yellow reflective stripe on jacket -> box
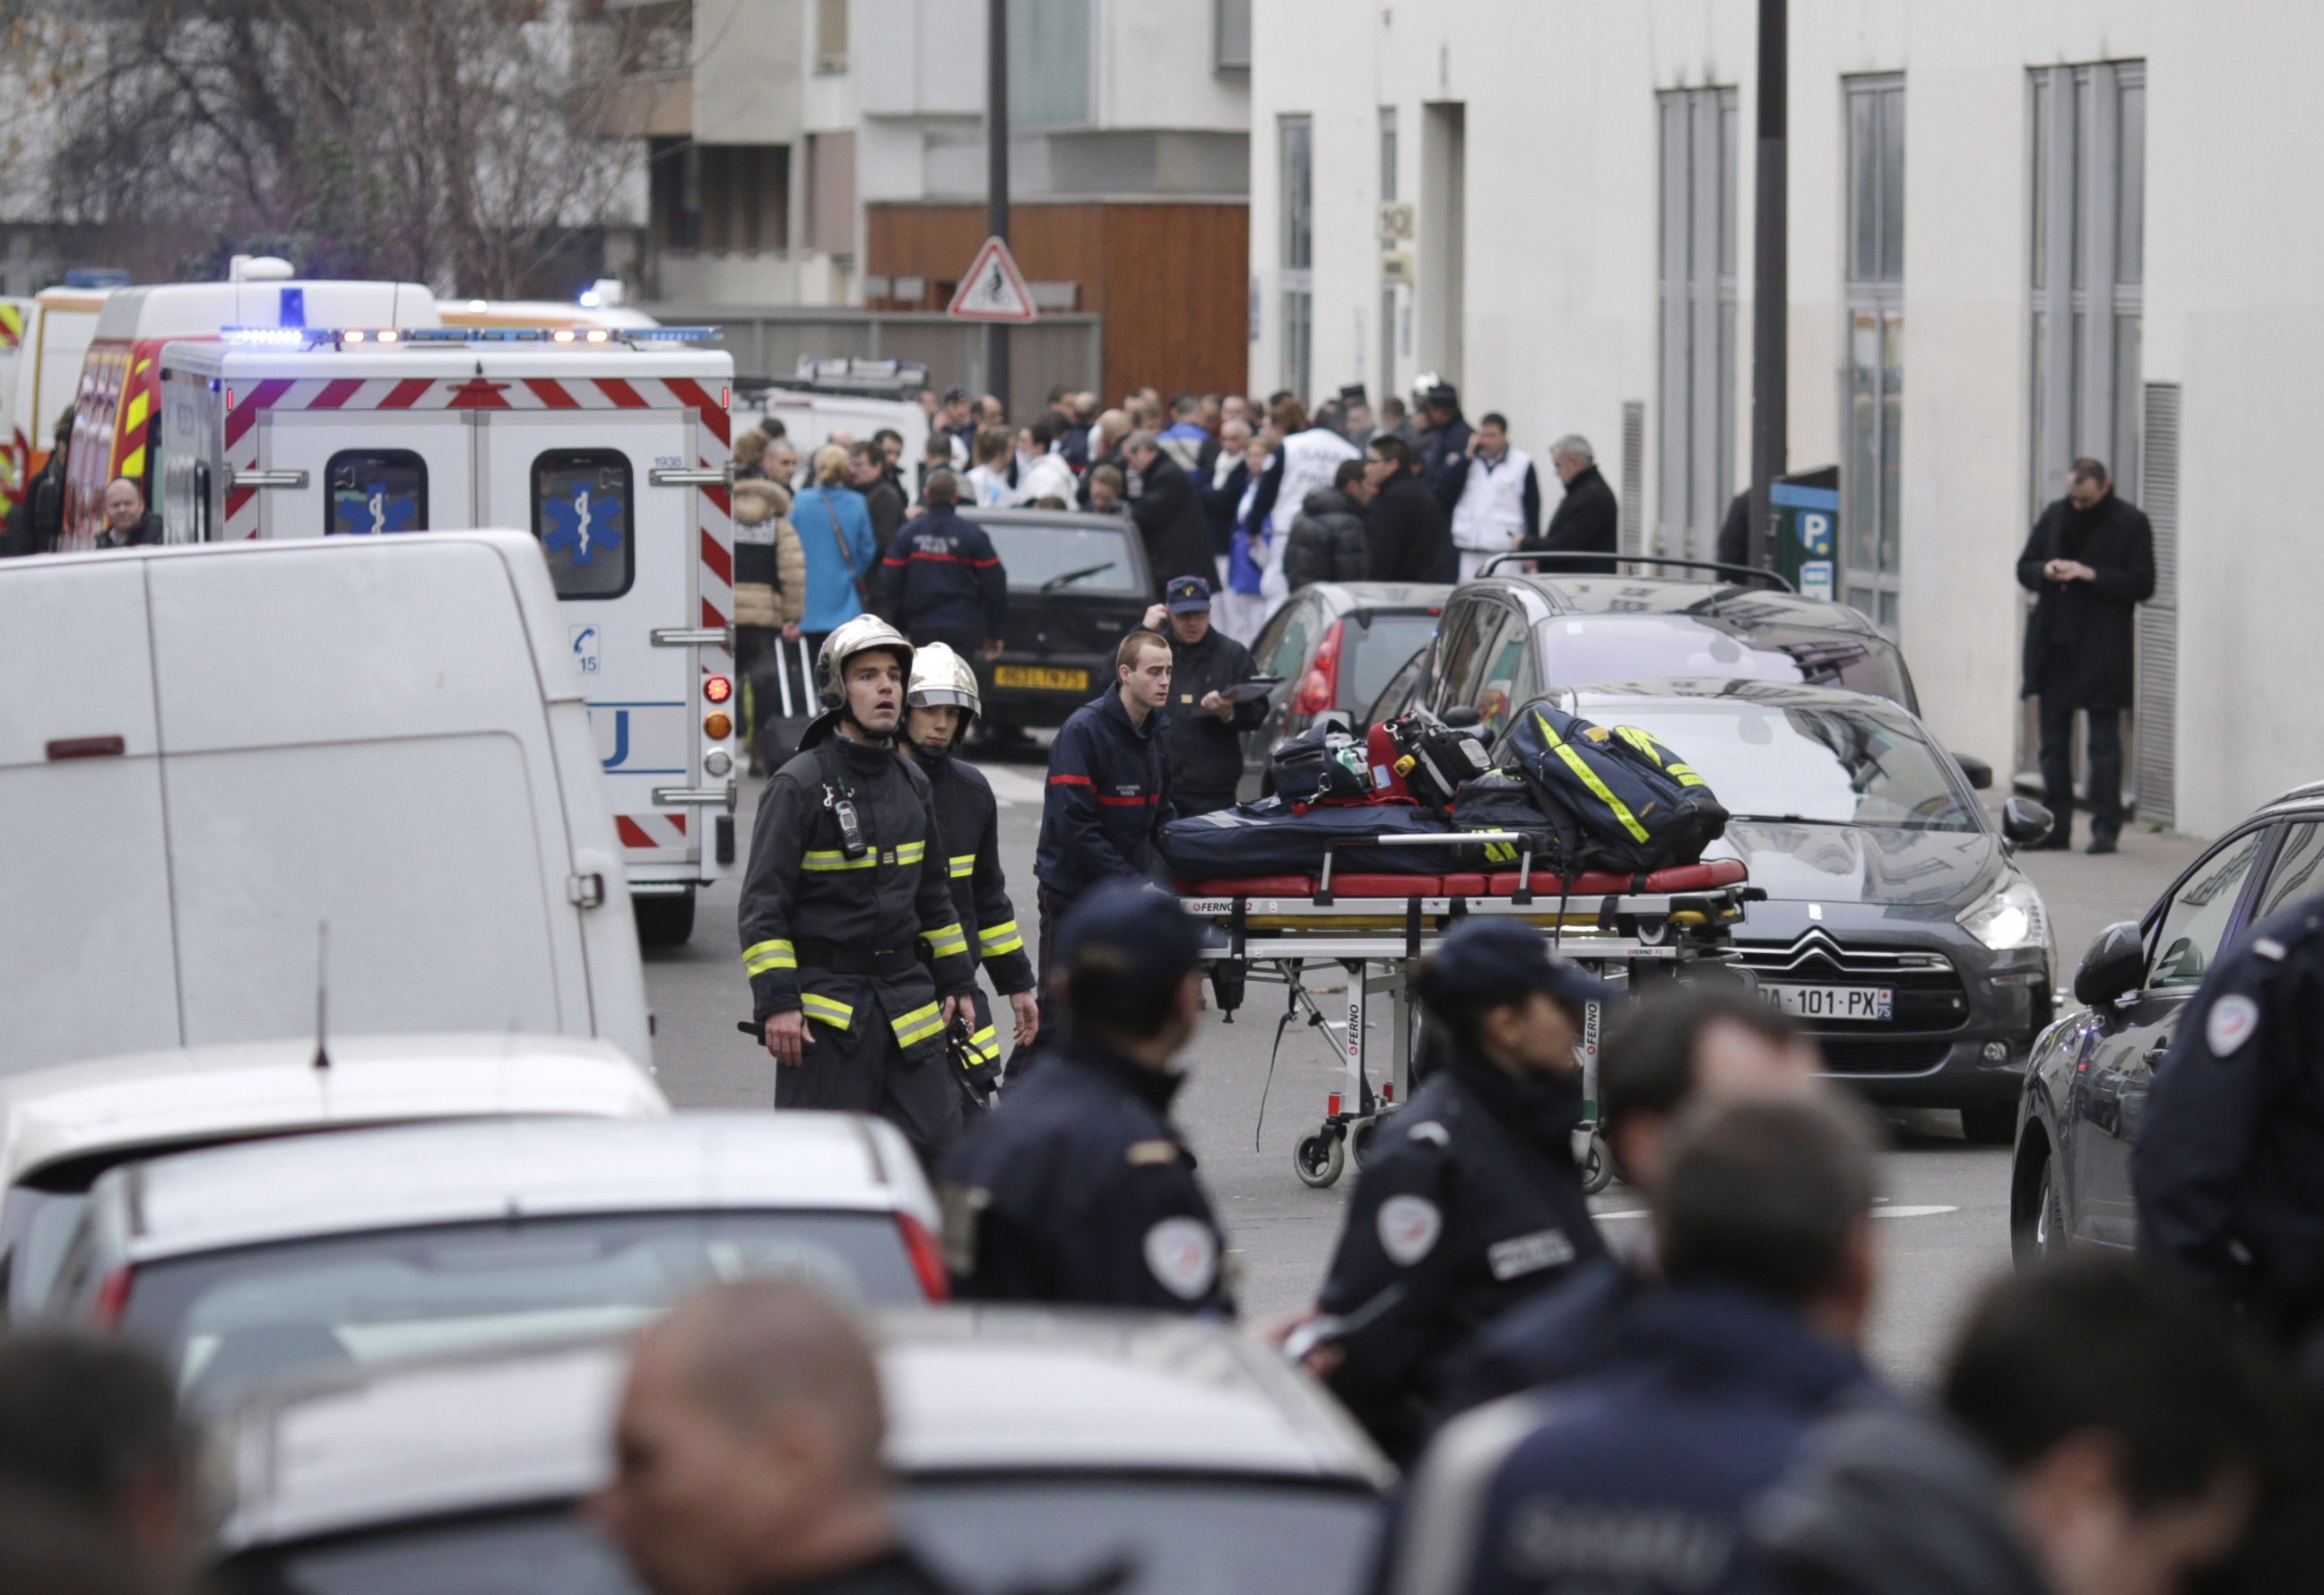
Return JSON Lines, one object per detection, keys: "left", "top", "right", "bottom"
{"left": 741, "top": 939, "right": 796, "bottom": 975}
{"left": 1535, "top": 710, "right": 1651, "bottom": 843}
{"left": 800, "top": 993, "right": 855, "bottom": 1029}
{"left": 949, "top": 853, "right": 976, "bottom": 879}
{"left": 920, "top": 922, "right": 969, "bottom": 958}
{"left": 969, "top": 1025, "right": 1001, "bottom": 1064}
{"left": 977, "top": 920, "right": 1024, "bottom": 957}
{"left": 891, "top": 1001, "right": 945, "bottom": 1047}
{"left": 894, "top": 839, "right": 926, "bottom": 864}
{"left": 802, "top": 849, "right": 877, "bottom": 871}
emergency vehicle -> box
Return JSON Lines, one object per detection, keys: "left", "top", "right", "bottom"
{"left": 59, "top": 258, "right": 438, "bottom": 547}
{"left": 0, "top": 285, "right": 109, "bottom": 519}
{"left": 154, "top": 323, "right": 738, "bottom": 944}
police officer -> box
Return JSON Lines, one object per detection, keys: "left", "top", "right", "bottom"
{"left": 1140, "top": 576, "right": 1268, "bottom": 817}
{"left": 898, "top": 642, "right": 1039, "bottom": 1090}
{"left": 1033, "top": 628, "right": 1176, "bottom": 1007}
{"left": 740, "top": 616, "right": 979, "bottom": 1159}
{"left": 2136, "top": 890, "right": 2324, "bottom": 1343}
{"left": 1302, "top": 918, "right": 1610, "bottom": 1460}
{"left": 937, "top": 881, "right": 1233, "bottom": 1313}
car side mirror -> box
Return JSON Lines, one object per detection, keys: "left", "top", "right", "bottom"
{"left": 2074, "top": 920, "right": 2146, "bottom": 1008}
{"left": 2001, "top": 796, "right": 2054, "bottom": 845}
{"left": 1955, "top": 753, "right": 1994, "bottom": 791}
{"left": 1443, "top": 705, "right": 1482, "bottom": 729}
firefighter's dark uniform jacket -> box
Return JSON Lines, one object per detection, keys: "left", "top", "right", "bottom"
{"left": 919, "top": 748, "right": 1036, "bottom": 1072}
{"left": 1035, "top": 689, "right": 1175, "bottom": 898}
{"left": 938, "top": 1032, "right": 1233, "bottom": 1313}
{"left": 1316, "top": 1047, "right": 1606, "bottom": 1460}
{"left": 1163, "top": 626, "right": 1266, "bottom": 809}
{"left": 2137, "top": 892, "right": 2324, "bottom": 1339}
{"left": 875, "top": 506, "right": 1008, "bottom": 642}
{"left": 741, "top": 728, "right": 976, "bottom": 1053}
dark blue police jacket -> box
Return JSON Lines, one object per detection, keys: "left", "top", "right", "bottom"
{"left": 1374, "top": 1285, "right": 1878, "bottom": 1595}
{"left": 874, "top": 505, "right": 1008, "bottom": 639}
{"left": 1035, "top": 688, "right": 1175, "bottom": 899}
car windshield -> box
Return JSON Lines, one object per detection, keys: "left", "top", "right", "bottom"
{"left": 1365, "top": 646, "right": 1428, "bottom": 724}
{"left": 121, "top": 1211, "right": 921, "bottom": 1405}
{"left": 1345, "top": 612, "right": 1439, "bottom": 711}
{"left": 223, "top": 1507, "right": 637, "bottom": 1595}
{"left": 969, "top": 518, "right": 1142, "bottom": 594}
{"left": 1534, "top": 617, "right": 1914, "bottom": 707}
{"left": 1574, "top": 697, "right": 1978, "bottom": 832}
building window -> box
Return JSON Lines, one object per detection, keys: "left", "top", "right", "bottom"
{"left": 2028, "top": 61, "right": 2145, "bottom": 514}
{"left": 1009, "top": 0, "right": 1091, "bottom": 130}
{"left": 1655, "top": 86, "right": 1738, "bottom": 562}
{"left": 1213, "top": 0, "right": 1251, "bottom": 72}
{"left": 807, "top": 132, "right": 856, "bottom": 258}
{"left": 1280, "top": 114, "right": 1314, "bottom": 402}
{"left": 649, "top": 141, "right": 789, "bottom": 255}
{"left": 1843, "top": 74, "right": 1904, "bottom": 635}
{"left": 815, "top": 0, "right": 847, "bottom": 74}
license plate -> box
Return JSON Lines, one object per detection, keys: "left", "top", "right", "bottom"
{"left": 993, "top": 664, "right": 1088, "bottom": 690}
{"left": 1761, "top": 984, "right": 1895, "bottom": 1021}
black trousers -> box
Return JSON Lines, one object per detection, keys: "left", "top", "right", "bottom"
{"left": 774, "top": 993, "right": 963, "bottom": 1163}
{"left": 1028, "top": 884, "right": 1080, "bottom": 1067}
{"left": 2037, "top": 695, "right": 2124, "bottom": 840}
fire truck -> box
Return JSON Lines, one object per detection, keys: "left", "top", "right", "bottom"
{"left": 60, "top": 258, "right": 439, "bottom": 548}
{"left": 1, "top": 285, "right": 110, "bottom": 522}
{"left": 155, "top": 322, "right": 739, "bottom": 945}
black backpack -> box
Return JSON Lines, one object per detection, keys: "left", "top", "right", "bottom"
{"left": 1269, "top": 724, "right": 1372, "bottom": 808}
{"left": 1376, "top": 712, "right": 1495, "bottom": 814}
{"left": 1499, "top": 699, "right": 1729, "bottom": 876}
{"left": 1449, "top": 768, "right": 1573, "bottom": 871}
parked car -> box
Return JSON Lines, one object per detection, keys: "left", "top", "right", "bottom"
{"left": 0, "top": 1035, "right": 664, "bottom": 1322}
{"left": 48, "top": 1114, "right": 945, "bottom": 1401}
{"left": 2011, "top": 781, "right": 2324, "bottom": 1260}
{"left": 1409, "top": 558, "right": 1922, "bottom": 745}
{"left": 1239, "top": 581, "right": 1450, "bottom": 798}
{"left": 210, "top": 1310, "right": 1392, "bottom": 1595}
{"left": 1539, "top": 680, "right": 2053, "bottom": 1140}
{"left": 964, "top": 507, "right": 1155, "bottom": 735}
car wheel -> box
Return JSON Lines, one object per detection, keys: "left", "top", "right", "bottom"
{"left": 634, "top": 888, "right": 697, "bottom": 949}
{"left": 2034, "top": 1157, "right": 2069, "bottom": 1264}
{"left": 1959, "top": 1103, "right": 2018, "bottom": 1146}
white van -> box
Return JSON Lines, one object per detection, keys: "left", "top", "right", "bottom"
{"left": 0, "top": 533, "right": 651, "bottom": 1073}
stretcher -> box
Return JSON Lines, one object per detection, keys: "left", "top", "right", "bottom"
{"left": 1174, "top": 831, "right": 1758, "bottom": 1190}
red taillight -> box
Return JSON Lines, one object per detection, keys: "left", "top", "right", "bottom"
{"left": 92, "top": 1266, "right": 134, "bottom": 1331}
{"left": 896, "top": 1213, "right": 951, "bottom": 1301}
{"left": 704, "top": 674, "right": 733, "bottom": 704}
{"left": 1295, "top": 620, "right": 1346, "bottom": 714}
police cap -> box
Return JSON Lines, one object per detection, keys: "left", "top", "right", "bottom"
{"left": 1165, "top": 575, "right": 1213, "bottom": 614}
{"left": 1414, "top": 919, "right": 1616, "bottom": 1019}
{"left": 1054, "top": 881, "right": 1210, "bottom": 1001}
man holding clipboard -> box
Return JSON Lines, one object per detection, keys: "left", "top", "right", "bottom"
{"left": 1143, "top": 575, "right": 1273, "bottom": 817}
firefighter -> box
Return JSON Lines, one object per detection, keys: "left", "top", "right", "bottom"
{"left": 1301, "top": 918, "right": 1611, "bottom": 1461}
{"left": 739, "top": 616, "right": 979, "bottom": 1159}
{"left": 898, "top": 642, "right": 1040, "bottom": 1091}
{"left": 937, "top": 881, "right": 1233, "bottom": 1314}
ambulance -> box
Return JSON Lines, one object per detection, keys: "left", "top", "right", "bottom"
{"left": 153, "top": 322, "right": 738, "bottom": 944}
{"left": 59, "top": 258, "right": 438, "bottom": 548}
{"left": 0, "top": 285, "right": 110, "bottom": 520}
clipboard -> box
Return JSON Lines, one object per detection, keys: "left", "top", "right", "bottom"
{"left": 1222, "top": 678, "right": 1283, "bottom": 704}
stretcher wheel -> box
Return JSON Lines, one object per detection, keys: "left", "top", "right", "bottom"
{"left": 1580, "top": 1130, "right": 1615, "bottom": 1196}
{"left": 1294, "top": 1131, "right": 1345, "bottom": 1189}
{"left": 1348, "top": 1119, "right": 1380, "bottom": 1169}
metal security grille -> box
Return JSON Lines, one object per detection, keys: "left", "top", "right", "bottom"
{"left": 1620, "top": 400, "right": 1645, "bottom": 554}
{"left": 2136, "top": 381, "right": 2181, "bottom": 829}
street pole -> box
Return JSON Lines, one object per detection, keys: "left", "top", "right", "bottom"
{"left": 1747, "top": 0, "right": 1786, "bottom": 570}
{"left": 984, "top": 0, "right": 1010, "bottom": 413}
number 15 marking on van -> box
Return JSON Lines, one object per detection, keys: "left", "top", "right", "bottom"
{"left": 570, "top": 624, "right": 601, "bottom": 674}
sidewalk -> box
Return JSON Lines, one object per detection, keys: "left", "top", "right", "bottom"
{"left": 2010, "top": 822, "right": 2205, "bottom": 981}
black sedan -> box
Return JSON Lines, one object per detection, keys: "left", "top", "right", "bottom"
{"left": 967, "top": 507, "right": 1154, "bottom": 734}
{"left": 1548, "top": 680, "right": 2055, "bottom": 1140}
{"left": 1239, "top": 581, "right": 1451, "bottom": 799}
{"left": 2012, "top": 781, "right": 2324, "bottom": 1261}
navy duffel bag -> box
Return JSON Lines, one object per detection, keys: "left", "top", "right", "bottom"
{"left": 1162, "top": 797, "right": 1456, "bottom": 881}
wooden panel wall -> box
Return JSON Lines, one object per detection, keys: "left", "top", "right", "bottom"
{"left": 867, "top": 201, "right": 1248, "bottom": 407}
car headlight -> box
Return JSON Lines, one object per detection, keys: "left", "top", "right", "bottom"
{"left": 1958, "top": 874, "right": 2051, "bottom": 953}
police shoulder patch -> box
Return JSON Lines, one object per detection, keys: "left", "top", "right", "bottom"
{"left": 1143, "top": 1217, "right": 1218, "bottom": 1301}
{"left": 1377, "top": 1193, "right": 1444, "bottom": 1267}
{"left": 1125, "top": 1139, "right": 1179, "bottom": 1166}
{"left": 2253, "top": 937, "right": 2288, "bottom": 962}
{"left": 2207, "top": 993, "right": 2261, "bottom": 1057}
{"left": 1406, "top": 1120, "right": 1451, "bottom": 1148}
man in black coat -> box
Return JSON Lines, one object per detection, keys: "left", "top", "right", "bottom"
{"left": 2016, "top": 457, "right": 2155, "bottom": 854}
{"left": 1284, "top": 460, "right": 1372, "bottom": 591}
{"left": 1123, "top": 430, "right": 1216, "bottom": 592}
{"left": 1141, "top": 576, "right": 1266, "bottom": 816}
{"left": 1418, "top": 383, "right": 1474, "bottom": 512}
{"left": 1523, "top": 434, "right": 1617, "bottom": 576}
{"left": 1362, "top": 436, "right": 1459, "bottom": 584}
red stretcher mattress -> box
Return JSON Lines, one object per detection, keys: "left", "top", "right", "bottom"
{"left": 1177, "top": 858, "right": 1747, "bottom": 899}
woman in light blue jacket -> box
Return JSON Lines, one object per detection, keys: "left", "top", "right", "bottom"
{"left": 790, "top": 445, "right": 880, "bottom": 644}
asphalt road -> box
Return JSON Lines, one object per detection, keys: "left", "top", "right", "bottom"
{"left": 642, "top": 746, "right": 2202, "bottom": 1388}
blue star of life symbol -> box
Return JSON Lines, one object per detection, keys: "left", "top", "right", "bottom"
{"left": 333, "top": 485, "right": 421, "bottom": 534}
{"left": 543, "top": 482, "right": 625, "bottom": 565}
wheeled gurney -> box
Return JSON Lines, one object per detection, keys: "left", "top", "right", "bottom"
{"left": 1173, "top": 831, "right": 1758, "bottom": 1189}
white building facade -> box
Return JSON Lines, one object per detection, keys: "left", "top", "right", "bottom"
{"left": 1250, "top": 0, "right": 2324, "bottom": 839}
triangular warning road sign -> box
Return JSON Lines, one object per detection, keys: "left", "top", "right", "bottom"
{"left": 946, "top": 236, "right": 1038, "bottom": 324}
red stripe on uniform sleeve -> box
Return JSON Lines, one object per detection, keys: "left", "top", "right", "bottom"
{"left": 1048, "top": 774, "right": 1093, "bottom": 787}
{"left": 1094, "top": 793, "right": 1159, "bottom": 807}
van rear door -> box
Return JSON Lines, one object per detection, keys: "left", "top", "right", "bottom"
{"left": 0, "top": 559, "right": 182, "bottom": 1071}
{"left": 261, "top": 406, "right": 474, "bottom": 538}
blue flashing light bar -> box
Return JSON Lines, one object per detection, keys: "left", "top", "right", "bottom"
{"left": 219, "top": 325, "right": 718, "bottom": 350}
{"left": 220, "top": 326, "right": 315, "bottom": 347}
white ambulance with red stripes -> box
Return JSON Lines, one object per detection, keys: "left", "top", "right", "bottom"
{"left": 154, "top": 324, "right": 739, "bottom": 944}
